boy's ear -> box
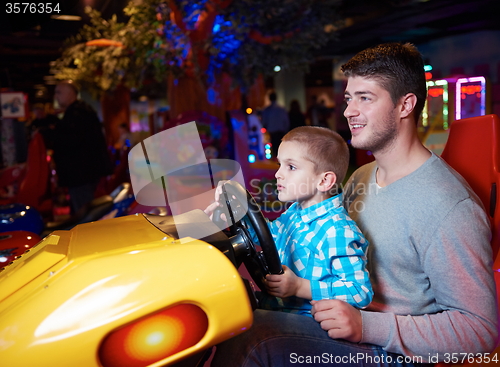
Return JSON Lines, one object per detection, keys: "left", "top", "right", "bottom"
{"left": 317, "top": 171, "right": 337, "bottom": 193}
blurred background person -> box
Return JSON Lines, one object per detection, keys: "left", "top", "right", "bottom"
{"left": 288, "top": 99, "right": 306, "bottom": 130}
{"left": 261, "top": 91, "right": 290, "bottom": 157}
{"left": 43, "top": 81, "right": 113, "bottom": 215}
{"left": 114, "top": 122, "right": 132, "bottom": 151}
{"left": 307, "top": 95, "right": 332, "bottom": 128}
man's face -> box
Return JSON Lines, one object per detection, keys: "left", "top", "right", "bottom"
{"left": 343, "top": 76, "right": 399, "bottom": 154}
{"left": 54, "top": 83, "right": 76, "bottom": 109}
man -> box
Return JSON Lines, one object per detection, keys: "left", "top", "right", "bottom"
{"left": 212, "top": 43, "right": 498, "bottom": 366}
{"left": 45, "top": 81, "right": 112, "bottom": 214}
{"left": 261, "top": 91, "right": 290, "bottom": 157}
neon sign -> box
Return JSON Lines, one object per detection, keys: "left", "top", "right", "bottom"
{"left": 422, "top": 79, "right": 449, "bottom": 130}
{"left": 455, "top": 77, "right": 486, "bottom": 120}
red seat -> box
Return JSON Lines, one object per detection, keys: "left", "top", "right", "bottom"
{"left": 0, "top": 132, "right": 52, "bottom": 215}
{"left": 440, "top": 114, "right": 500, "bottom": 365}
{"left": 0, "top": 164, "right": 26, "bottom": 192}
{"left": 441, "top": 114, "right": 500, "bottom": 262}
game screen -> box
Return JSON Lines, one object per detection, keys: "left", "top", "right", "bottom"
{"left": 456, "top": 77, "right": 486, "bottom": 120}
{"left": 422, "top": 80, "right": 450, "bottom": 132}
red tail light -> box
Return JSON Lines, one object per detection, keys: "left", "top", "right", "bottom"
{"left": 99, "top": 304, "right": 208, "bottom": 367}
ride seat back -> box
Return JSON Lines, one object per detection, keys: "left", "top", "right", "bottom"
{"left": 16, "top": 133, "right": 50, "bottom": 207}
{"left": 441, "top": 114, "right": 500, "bottom": 262}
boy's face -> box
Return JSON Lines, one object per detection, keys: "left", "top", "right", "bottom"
{"left": 275, "top": 141, "right": 325, "bottom": 209}
{"left": 343, "top": 76, "right": 399, "bottom": 154}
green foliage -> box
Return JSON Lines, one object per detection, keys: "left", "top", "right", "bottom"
{"left": 54, "top": 0, "right": 343, "bottom": 98}
{"left": 54, "top": 1, "right": 172, "bottom": 98}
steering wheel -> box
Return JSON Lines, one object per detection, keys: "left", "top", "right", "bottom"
{"left": 213, "top": 181, "right": 282, "bottom": 290}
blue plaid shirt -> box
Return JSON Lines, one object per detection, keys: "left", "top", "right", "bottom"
{"left": 255, "top": 193, "right": 373, "bottom": 316}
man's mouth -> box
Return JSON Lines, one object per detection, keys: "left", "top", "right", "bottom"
{"left": 277, "top": 184, "right": 284, "bottom": 191}
{"left": 350, "top": 123, "right": 366, "bottom": 132}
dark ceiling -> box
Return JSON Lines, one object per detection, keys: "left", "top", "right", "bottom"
{"left": 323, "top": 0, "right": 499, "bottom": 56}
{"left": 305, "top": 0, "right": 500, "bottom": 87}
{"left": 1, "top": 0, "right": 498, "bottom": 102}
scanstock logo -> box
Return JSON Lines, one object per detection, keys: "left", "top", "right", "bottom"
{"left": 128, "top": 121, "right": 247, "bottom": 239}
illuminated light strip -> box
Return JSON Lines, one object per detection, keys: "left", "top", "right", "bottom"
{"left": 99, "top": 304, "right": 208, "bottom": 367}
{"left": 423, "top": 80, "right": 449, "bottom": 129}
{"left": 455, "top": 76, "right": 486, "bottom": 120}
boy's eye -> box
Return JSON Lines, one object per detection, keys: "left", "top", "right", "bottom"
{"left": 289, "top": 165, "right": 296, "bottom": 170}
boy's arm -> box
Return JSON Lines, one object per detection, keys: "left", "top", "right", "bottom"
{"left": 310, "top": 231, "right": 373, "bottom": 309}
{"left": 265, "top": 232, "right": 372, "bottom": 306}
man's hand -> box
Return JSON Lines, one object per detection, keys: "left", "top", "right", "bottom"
{"left": 311, "top": 299, "right": 363, "bottom": 343}
{"left": 265, "top": 265, "right": 311, "bottom": 299}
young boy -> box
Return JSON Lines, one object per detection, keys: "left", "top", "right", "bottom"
{"left": 210, "top": 126, "right": 372, "bottom": 316}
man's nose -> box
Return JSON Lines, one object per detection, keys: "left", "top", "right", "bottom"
{"left": 344, "top": 102, "right": 359, "bottom": 119}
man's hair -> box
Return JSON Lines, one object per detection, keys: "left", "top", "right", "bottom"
{"left": 269, "top": 92, "right": 277, "bottom": 102}
{"left": 341, "top": 42, "right": 427, "bottom": 122}
{"left": 282, "top": 126, "right": 349, "bottom": 184}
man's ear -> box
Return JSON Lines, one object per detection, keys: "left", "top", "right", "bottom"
{"left": 317, "top": 171, "right": 337, "bottom": 193}
{"left": 400, "top": 93, "right": 417, "bottom": 119}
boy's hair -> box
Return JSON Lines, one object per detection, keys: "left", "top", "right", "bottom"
{"left": 341, "top": 42, "right": 427, "bottom": 123}
{"left": 282, "top": 126, "right": 349, "bottom": 185}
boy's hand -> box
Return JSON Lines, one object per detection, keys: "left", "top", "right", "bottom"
{"left": 214, "top": 180, "right": 228, "bottom": 202}
{"left": 203, "top": 180, "right": 228, "bottom": 220}
{"left": 203, "top": 201, "right": 220, "bottom": 219}
{"left": 265, "top": 265, "right": 311, "bottom": 299}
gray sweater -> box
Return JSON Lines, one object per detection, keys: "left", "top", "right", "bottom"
{"left": 343, "top": 153, "right": 498, "bottom": 362}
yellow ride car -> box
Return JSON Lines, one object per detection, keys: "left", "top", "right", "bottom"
{"left": 0, "top": 181, "right": 281, "bottom": 367}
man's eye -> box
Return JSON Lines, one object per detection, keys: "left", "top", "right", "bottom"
{"left": 289, "top": 165, "right": 296, "bottom": 170}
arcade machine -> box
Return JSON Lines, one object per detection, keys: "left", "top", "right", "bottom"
{"left": 419, "top": 74, "right": 489, "bottom": 155}
{"left": 127, "top": 111, "right": 231, "bottom": 216}
{"left": 229, "top": 110, "right": 282, "bottom": 220}
{"left": 419, "top": 78, "right": 452, "bottom": 155}
{"left": 455, "top": 76, "right": 487, "bottom": 120}
{"left": 127, "top": 109, "right": 282, "bottom": 221}
{"left": 247, "top": 112, "right": 268, "bottom": 162}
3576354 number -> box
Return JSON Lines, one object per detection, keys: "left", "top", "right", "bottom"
{"left": 5, "top": 3, "right": 61, "bottom": 14}
{"left": 443, "top": 353, "right": 499, "bottom": 364}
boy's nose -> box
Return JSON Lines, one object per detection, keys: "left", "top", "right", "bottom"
{"left": 275, "top": 167, "right": 282, "bottom": 180}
